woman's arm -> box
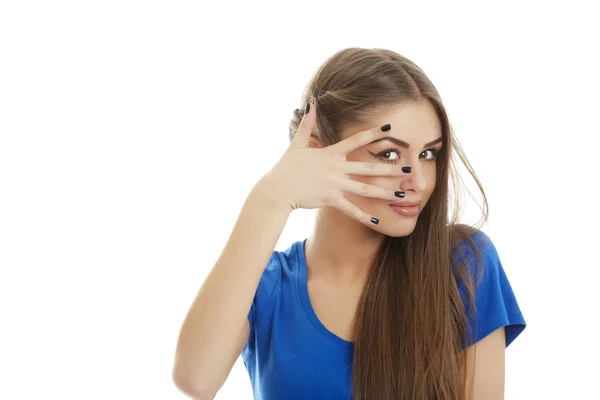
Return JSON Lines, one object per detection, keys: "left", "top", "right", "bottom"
{"left": 464, "top": 327, "right": 506, "bottom": 400}
{"left": 172, "top": 179, "right": 291, "bottom": 400}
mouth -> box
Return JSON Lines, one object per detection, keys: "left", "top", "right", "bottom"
{"left": 389, "top": 200, "right": 421, "bottom": 217}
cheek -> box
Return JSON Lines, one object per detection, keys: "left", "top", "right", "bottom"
{"left": 350, "top": 174, "right": 395, "bottom": 190}
{"left": 345, "top": 149, "right": 362, "bottom": 162}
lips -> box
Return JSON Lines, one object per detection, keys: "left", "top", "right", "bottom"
{"left": 389, "top": 202, "right": 421, "bottom": 217}
{"left": 389, "top": 200, "right": 421, "bottom": 207}
{"left": 388, "top": 199, "right": 423, "bottom": 218}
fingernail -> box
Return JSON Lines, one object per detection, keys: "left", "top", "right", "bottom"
{"left": 380, "top": 124, "right": 391, "bottom": 132}
{"left": 395, "top": 191, "right": 405, "bottom": 198}
{"left": 402, "top": 166, "right": 412, "bottom": 173}
{"left": 305, "top": 102, "right": 310, "bottom": 114}
{"left": 371, "top": 217, "right": 379, "bottom": 225}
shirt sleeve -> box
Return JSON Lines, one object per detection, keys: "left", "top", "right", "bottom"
{"left": 243, "top": 252, "right": 282, "bottom": 357}
{"left": 459, "top": 230, "right": 527, "bottom": 348}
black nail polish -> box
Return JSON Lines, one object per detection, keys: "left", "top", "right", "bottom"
{"left": 371, "top": 217, "right": 379, "bottom": 225}
{"left": 380, "top": 124, "right": 391, "bottom": 132}
{"left": 402, "top": 166, "right": 412, "bottom": 173}
{"left": 395, "top": 191, "right": 405, "bottom": 198}
{"left": 305, "top": 102, "right": 310, "bottom": 114}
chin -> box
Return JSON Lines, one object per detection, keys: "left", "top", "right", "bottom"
{"left": 369, "top": 218, "right": 419, "bottom": 237}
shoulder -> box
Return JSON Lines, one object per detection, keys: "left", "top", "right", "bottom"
{"left": 450, "top": 226, "right": 502, "bottom": 288}
{"left": 451, "top": 226, "right": 527, "bottom": 348}
{"left": 253, "top": 239, "right": 305, "bottom": 305}
{"left": 451, "top": 225, "right": 495, "bottom": 264}
{"left": 265, "top": 239, "right": 305, "bottom": 274}
{"left": 246, "top": 240, "right": 305, "bottom": 342}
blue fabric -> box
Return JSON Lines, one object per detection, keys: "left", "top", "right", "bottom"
{"left": 241, "top": 231, "right": 527, "bottom": 399}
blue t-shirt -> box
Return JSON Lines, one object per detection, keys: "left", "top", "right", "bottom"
{"left": 241, "top": 231, "right": 527, "bottom": 399}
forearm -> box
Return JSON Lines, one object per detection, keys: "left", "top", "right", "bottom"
{"left": 173, "top": 179, "right": 291, "bottom": 395}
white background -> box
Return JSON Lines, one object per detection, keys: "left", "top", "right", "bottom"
{"left": 1, "top": 1, "right": 598, "bottom": 399}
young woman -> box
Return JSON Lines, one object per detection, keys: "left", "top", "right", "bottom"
{"left": 173, "top": 48, "right": 527, "bottom": 400}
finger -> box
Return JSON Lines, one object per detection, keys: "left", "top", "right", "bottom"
{"left": 339, "top": 179, "right": 402, "bottom": 201}
{"left": 330, "top": 123, "right": 392, "bottom": 155}
{"left": 332, "top": 197, "right": 380, "bottom": 226}
{"left": 291, "top": 102, "right": 316, "bottom": 147}
{"left": 342, "top": 161, "right": 412, "bottom": 177}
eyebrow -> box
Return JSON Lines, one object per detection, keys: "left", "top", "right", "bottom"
{"left": 370, "top": 136, "right": 443, "bottom": 149}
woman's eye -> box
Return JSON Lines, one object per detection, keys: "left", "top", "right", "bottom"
{"left": 371, "top": 147, "right": 440, "bottom": 164}
{"left": 422, "top": 148, "right": 440, "bottom": 161}
{"left": 378, "top": 149, "right": 400, "bottom": 161}
{"left": 422, "top": 149, "right": 436, "bottom": 159}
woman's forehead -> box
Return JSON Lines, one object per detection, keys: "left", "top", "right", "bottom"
{"left": 339, "top": 102, "right": 442, "bottom": 147}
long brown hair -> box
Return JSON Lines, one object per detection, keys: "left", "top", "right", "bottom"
{"left": 288, "top": 48, "right": 488, "bottom": 400}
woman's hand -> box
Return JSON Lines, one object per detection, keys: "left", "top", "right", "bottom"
{"left": 260, "top": 102, "right": 411, "bottom": 225}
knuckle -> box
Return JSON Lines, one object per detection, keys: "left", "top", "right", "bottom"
{"left": 360, "top": 183, "right": 370, "bottom": 196}
{"left": 331, "top": 161, "right": 343, "bottom": 173}
{"left": 331, "top": 175, "right": 345, "bottom": 189}
{"left": 328, "top": 142, "right": 342, "bottom": 153}
{"left": 324, "top": 192, "right": 336, "bottom": 205}
{"left": 340, "top": 202, "right": 351, "bottom": 214}
{"left": 323, "top": 192, "right": 337, "bottom": 205}
{"left": 333, "top": 198, "right": 347, "bottom": 212}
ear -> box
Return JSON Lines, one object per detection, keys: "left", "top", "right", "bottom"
{"left": 308, "top": 136, "right": 324, "bottom": 149}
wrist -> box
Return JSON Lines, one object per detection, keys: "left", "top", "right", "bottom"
{"left": 251, "top": 176, "right": 293, "bottom": 214}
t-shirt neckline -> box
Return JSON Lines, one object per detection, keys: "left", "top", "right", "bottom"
{"left": 295, "top": 238, "right": 354, "bottom": 351}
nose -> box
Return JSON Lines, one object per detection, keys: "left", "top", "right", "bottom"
{"left": 398, "top": 163, "right": 427, "bottom": 193}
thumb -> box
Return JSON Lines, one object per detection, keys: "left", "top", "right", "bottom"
{"left": 291, "top": 102, "right": 316, "bottom": 148}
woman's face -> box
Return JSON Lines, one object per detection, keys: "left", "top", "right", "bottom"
{"left": 338, "top": 100, "right": 444, "bottom": 237}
